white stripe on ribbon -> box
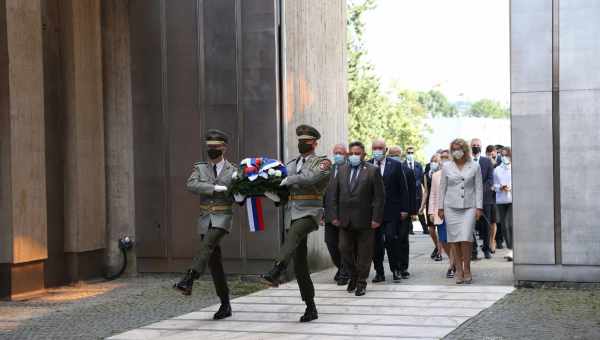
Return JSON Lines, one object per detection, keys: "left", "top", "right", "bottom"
{"left": 246, "top": 199, "right": 256, "bottom": 232}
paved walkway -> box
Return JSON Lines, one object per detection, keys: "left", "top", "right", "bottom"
{"left": 110, "top": 226, "right": 514, "bottom": 340}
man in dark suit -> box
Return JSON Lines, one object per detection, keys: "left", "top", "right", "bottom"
{"left": 471, "top": 138, "right": 495, "bottom": 260}
{"left": 331, "top": 141, "right": 385, "bottom": 296}
{"left": 389, "top": 146, "right": 417, "bottom": 275}
{"left": 404, "top": 146, "right": 426, "bottom": 235}
{"left": 369, "top": 139, "right": 411, "bottom": 283}
{"left": 323, "top": 143, "right": 349, "bottom": 285}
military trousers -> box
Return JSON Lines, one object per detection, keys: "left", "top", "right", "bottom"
{"left": 191, "top": 226, "right": 229, "bottom": 301}
{"left": 276, "top": 216, "right": 318, "bottom": 302}
{"left": 339, "top": 226, "right": 375, "bottom": 287}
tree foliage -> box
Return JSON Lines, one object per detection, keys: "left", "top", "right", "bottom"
{"left": 468, "top": 99, "right": 510, "bottom": 119}
{"left": 417, "top": 90, "right": 458, "bottom": 118}
{"left": 347, "top": 0, "right": 427, "bottom": 156}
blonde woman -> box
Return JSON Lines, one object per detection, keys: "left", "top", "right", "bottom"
{"left": 438, "top": 139, "right": 483, "bottom": 284}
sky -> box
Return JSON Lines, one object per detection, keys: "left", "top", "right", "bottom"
{"left": 362, "top": 0, "right": 510, "bottom": 105}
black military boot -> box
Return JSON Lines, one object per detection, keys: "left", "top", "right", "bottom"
{"left": 173, "top": 269, "right": 200, "bottom": 296}
{"left": 213, "top": 297, "right": 232, "bottom": 320}
{"left": 299, "top": 299, "right": 318, "bottom": 322}
{"left": 261, "top": 261, "right": 286, "bottom": 287}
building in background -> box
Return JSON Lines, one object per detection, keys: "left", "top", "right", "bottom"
{"left": 0, "top": 0, "right": 347, "bottom": 300}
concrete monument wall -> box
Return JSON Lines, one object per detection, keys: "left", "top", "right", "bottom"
{"left": 511, "top": 0, "right": 600, "bottom": 282}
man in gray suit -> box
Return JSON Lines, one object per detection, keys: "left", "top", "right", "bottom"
{"left": 173, "top": 129, "right": 236, "bottom": 321}
{"left": 331, "top": 141, "right": 385, "bottom": 296}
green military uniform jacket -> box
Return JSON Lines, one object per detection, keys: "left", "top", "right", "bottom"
{"left": 284, "top": 153, "right": 331, "bottom": 229}
{"left": 186, "top": 160, "right": 236, "bottom": 235}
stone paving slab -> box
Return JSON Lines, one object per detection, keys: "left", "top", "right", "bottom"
{"left": 109, "top": 281, "right": 513, "bottom": 340}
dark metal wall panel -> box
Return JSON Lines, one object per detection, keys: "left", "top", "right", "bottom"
{"left": 130, "top": 0, "right": 167, "bottom": 259}
{"left": 202, "top": 0, "right": 242, "bottom": 260}
{"left": 165, "top": 0, "right": 203, "bottom": 259}
{"left": 239, "top": 0, "right": 280, "bottom": 260}
{"left": 130, "top": 0, "right": 282, "bottom": 271}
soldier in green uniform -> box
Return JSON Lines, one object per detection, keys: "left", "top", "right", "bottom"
{"left": 261, "top": 124, "right": 332, "bottom": 323}
{"left": 173, "top": 129, "right": 236, "bottom": 320}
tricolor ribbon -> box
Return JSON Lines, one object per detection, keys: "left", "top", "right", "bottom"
{"left": 246, "top": 197, "right": 265, "bottom": 232}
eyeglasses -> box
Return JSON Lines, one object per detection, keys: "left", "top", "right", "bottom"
{"left": 407, "top": 151, "right": 414, "bottom": 155}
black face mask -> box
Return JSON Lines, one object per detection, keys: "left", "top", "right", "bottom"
{"left": 207, "top": 149, "right": 223, "bottom": 160}
{"left": 298, "top": 142, "right": 313, "bottom": 154}
{"left": 471, "top": 146, "right": 481, "bottom": 155}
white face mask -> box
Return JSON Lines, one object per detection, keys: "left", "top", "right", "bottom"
{"left": 502, "top": 156, "right": 511, "bottom": 165}
{"left": 430, "top": 162, "right": 439, "bottom": 172}
{"left": 452, "top": 150, "right": 464, "bottom": 160}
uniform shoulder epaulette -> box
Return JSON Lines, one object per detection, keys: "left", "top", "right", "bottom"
{"left": 194, "top": 161, "right": 208, "bottom": 167}
{"left": 286, "top": 158, "right": 297, "bottom": 165}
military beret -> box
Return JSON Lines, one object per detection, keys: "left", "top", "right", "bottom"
{"left": 205, "top": 129, "right": 228, "bottom": 145}
{"left": 296, "top": 124, "right": 321, "bottom": 140}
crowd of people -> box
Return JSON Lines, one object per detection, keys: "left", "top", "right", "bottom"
{"left": 173, "top": 125, "right": 513, "bottom": 323}
{"left": 322, "top": 137, "right": 514, "bottom": 289}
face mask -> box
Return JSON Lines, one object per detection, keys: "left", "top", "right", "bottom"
{"left": 207, "top": 148, "right": 223, "bottom": 160}
{"left": 298, "top": 142, "right": 313, "bottom": 154}
{"left": 406, "top": 154, "right": 414, "bottom": 162}
{"left": 471, "top": 146, "right": 481, "bottom": 155}
{"left": 389, "top": 156, "right": 401, "bottom": 162}
{"left": 430, "top": 162, "right": 439, "bottom": 172}
{"left": 452, "top": 150, "right": 464, "bottom": 160}
{"left": 348, "top": 155, "right": 361, "bottom": 167}
{"left": 372, "top": 150, "right": 385, "bottom": 161}
{"left": 333, "top": 154, "right": 346, "bottom": 165}
{"left": 502, "top": 156, "right": 511, "bottom": 165}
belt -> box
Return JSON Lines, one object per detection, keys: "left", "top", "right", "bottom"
{"left": 290, "top": 194, "right": 322, "bottom": 201}
{"left": 199, "top": 204, "right": 232, "bottom": 213}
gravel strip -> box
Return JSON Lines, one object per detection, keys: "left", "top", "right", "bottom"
{"left": 0, "top": 274, "right": 265, "bottom": 340}
{"left": 443, "top": 287, "right": 600, "bottom": 340}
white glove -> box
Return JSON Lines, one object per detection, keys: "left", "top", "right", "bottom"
{"left": 279, "top": 178, "right": 288, "bottom": 187}
{"left": 234, "top": 193, "right": 246, "bottom": 203}
{"left": 264, "top": 191, "right": 280, "bottom": 203}
{"left": 214, "top": 185, "right": 228, "bottom": 192}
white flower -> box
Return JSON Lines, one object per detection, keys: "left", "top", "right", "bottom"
{"left": 232, "top": 171, "right": 238, "bottom": 179}
{"left": 267, "top": 168, "right": 276, "bottom": 176}
{"left": 274, "top": 170, "right": 282, "bottom": 177}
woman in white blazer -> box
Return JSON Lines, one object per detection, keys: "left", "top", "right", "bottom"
{"left": 438, "top": 138, "right": 483, "bottom": 284}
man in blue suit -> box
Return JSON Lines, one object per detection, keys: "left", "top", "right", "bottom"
{"left": 471, "top": 138, "right": 495, "bottom": 259}
{"left": 404, "top": 146, "right": 426, "bottom": 235}
{"left": 369, "top": 139, "right": 411, "bottom": 282}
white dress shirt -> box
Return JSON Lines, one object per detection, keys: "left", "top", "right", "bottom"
{"left": 210, "top": 159, "right": 225, "bottom": 177}
{"left": 376, "top": 158, "right": 386, "bottom": 176}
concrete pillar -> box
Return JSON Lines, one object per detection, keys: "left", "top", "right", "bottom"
{"left": 102, "top": 0, "right": 137, "bottom": 275}
{"left": 59, "top": 0, "right": 106, "bottom": 281}
{"left": 512, "top": 0, "right": 600, "bottom": 282}
{"left": 0, "top": 0, "right": 47, "bottom": 299}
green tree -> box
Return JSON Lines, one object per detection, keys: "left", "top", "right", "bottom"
{"left": 468, "top": 99, "right": 510, "bottom": 119}
{"left": 416, "top": 90, "right": 458, "bottom": 118}
{"left": 347, "top": 0, "right": 427, "bottom": 156}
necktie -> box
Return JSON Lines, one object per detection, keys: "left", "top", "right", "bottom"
{"left": 410, "top": 162, "right": 414, "bottom": 170}
{"left": 377, "top": 161, "right": 383, "bottom": 175}
{"left": 350, "top": 166, "right": 359, "bottom": 190}
{"left": 213, "top": 164, "right": 218, "bottom": 178}
{"left": 297, "top": 158, "right": 305, "bottom": 173}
